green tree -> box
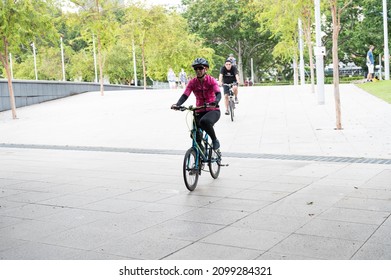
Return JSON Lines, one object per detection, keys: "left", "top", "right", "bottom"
{"left": 328, "top": 0, "right": 353, "bottom": 130}
{"left": 120, "top": 4, "right": 213, "bottom": 88}
{"left": 0, "top": 0, "right": 57, "bottom": 119}
{"left": 183, "top": 0, "right": 275, "bottom": 83}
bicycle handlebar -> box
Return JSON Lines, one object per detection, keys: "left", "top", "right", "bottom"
{"left": 222, "top": 82, "right": 238, "bottom": 87}
{"left": 171, "top": 103, "right": 218, "bottom": 111}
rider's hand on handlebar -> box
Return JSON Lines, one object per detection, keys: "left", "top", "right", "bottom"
{"left": 171, "top": 104, "right": 180, "bottom": 110}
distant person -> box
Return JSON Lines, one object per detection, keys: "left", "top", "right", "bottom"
{"left": 366, "top": 45, "right": 375, "bottom": 82}
{"left": 218, "top": 59, "right": 240, "bottom": 115}
{"left": 179, "top": 68, "right": 188, "bottom": 89}
{"left": 167, "top": 68, "right": 177, "bottom": 89}
{"left": 227, "top": 53, "right": 237, "bottom": 66}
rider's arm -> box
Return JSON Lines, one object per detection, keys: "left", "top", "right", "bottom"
{"left": 215, "top": 91, "right": 222, "bottom": 104}
{"left": 176, "top": 94, "right": 188, "bottom": 106}
{"left": 218, "top": 73, "right": 223, "bottom": 86}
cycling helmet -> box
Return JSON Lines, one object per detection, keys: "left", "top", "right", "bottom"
{"left": 191, "top": 57, "right": 209, "bottom": 69}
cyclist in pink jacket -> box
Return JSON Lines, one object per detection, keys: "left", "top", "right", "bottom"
{"left": 171, "top": 58, "right": 222, "bottom": 150}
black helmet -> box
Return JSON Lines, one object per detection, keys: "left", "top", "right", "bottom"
{"left": 192, "top": 57, "right": 209, "bottom": 68}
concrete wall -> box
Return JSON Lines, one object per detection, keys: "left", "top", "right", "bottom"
{"left": 0, "top": 80, "right": 143, "bottom": 112}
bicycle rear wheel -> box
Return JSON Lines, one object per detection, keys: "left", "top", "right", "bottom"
{"left": 183, "top": 148, "right": 199, "bottom": 191}
{"left": 208, "top": 148, "right": 221, "bottom": 179}
{"left": 229, "top": 99, "right": 235, "bottom": 122}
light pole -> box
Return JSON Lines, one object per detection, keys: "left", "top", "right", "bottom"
{"left": 383, "top": 0, "right": 390, "bottom": 80}
{"left": 31, "top": 42, "right": 38, "bottom": 80}
{"left": 93, "top": 34, "right": 98, "bottom": 83}
{"left": 132, "top": 39, "right": 137, "bottom": 86}
{"left": 314, "top": 0, "right": 325, "bottom": 104}
{"left": 60, "top": 36, "right": 66, "bottom": 81}
{"left": 298, "top": 18, "right": 305, "bottom": 86}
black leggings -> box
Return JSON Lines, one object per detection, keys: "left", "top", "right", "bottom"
{"left": 195, "top": 110, "right": 221, "bottom": 141}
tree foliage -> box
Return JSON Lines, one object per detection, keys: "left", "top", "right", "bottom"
{"left": 182, "top": 0, "right": 277, "bottom": 81}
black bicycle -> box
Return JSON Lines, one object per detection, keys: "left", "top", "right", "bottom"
{"left": 224, "top": 83, "right": 236, "bottom": 122}
{"left": 172, "top": 104, "right": 228, "bottom": 191}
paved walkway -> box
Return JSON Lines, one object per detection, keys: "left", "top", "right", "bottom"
{"left": 0, "top": 84, "right": 390, "bottom": 260}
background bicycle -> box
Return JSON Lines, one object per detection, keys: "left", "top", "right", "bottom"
{"left": 223, "top": 83, "right": 236, "bottom": 122}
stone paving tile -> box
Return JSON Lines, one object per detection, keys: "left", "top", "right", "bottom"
{"left": 37, "top": 208, "right": 118, "bottom": 228}
{"left": 383, "top": 216, "right": 391, "bottom": 227}
{"left": 333, "top": 197, "right": 391, "bottom": 212}
{"left": 174, "top": 207, "right": 249, "bottom": 226}
{"left": 69, "top": 250, "right": 132, "bottom": 260}
{"left": 200, "top": 226, "right": 290, "bottom": 251}
{"left": 0, "top": 215, "right": 29, "bottom": 229}
{"left": 163, "top": 242, "right": 263, "bottom": 260}
{"left": 284, "top": 163, "right": 345, "bottom": 178}
{"left": 1, "top": 203, "right": 67, "bottom": 219}
{"left": 295, "top": 219, "right": 379, "bottom": 241}
{"left": 269, "top": 234, "right": 363, "bottom": 259}
{"left": 157, "top": 194, "right": 222, "bottom": 207}
{"left": 0, "top": 237, "right": 28, "bottom": 253}
{"left": 347, "top": 188, "right": 391, "bottom": 200}
{"left": 249, "top": 182, "right": 308, "bottom": 192}
{"left": 0, "top": 219, "right": 70, "bottom": 242}
{"left": 0, "top": 241, "right": 88, "bottom": 260}
{"left": 3, "top": 190, "right": 64, "bottom": 204}
{"left": 366, "top": 225, "right": 391, "bottom": 245}
{"left": 256, "top": 252, "right": 324, "bottom": 260}
{"left": 94, "top": 232, "right": 192, "bottom": 260}
{"left": 258, "top": 199, "right": 330, "bottom": 218}
{"left": 232, "top": 212, "right": 312, "bottom": 233}
{"left": 205, "top": 197, "right": 271, "bottom": 213}
{"left": 318, "top": 207, "right": 389, "bottom": 225}
{"left": 227, "top": 189, "right": 291, "bottom": 202}
{"left": 352, "top": 243, "right": 391, "bottom": 260}
{"left": 80, "top": 198, "right": 146, "bottom": 213}
{"left": 134, "top": 219, "right": 224, "bottom": 242}
{"left": 40, "top": 223, "right": 126, "bottom": 251}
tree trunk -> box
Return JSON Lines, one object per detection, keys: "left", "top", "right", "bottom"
{"left": 0, "top": 38, "right": 17, "bottom": 119}
{"left": 304, "top": 19, "right": 315, "bottom": 93}
{"left": 237, "top": 40, "right": 244, "bottom": 84}
{"left": 97, "top": 32, "right": 104, "bottom": 96}
{"left": 331, "top": 2, "right": 342, "bottom": 129}
{"left": 95, "top": 0, "right": 104, "bottom": 96}
{"left": 293, "top": 56, "right": 299, "bottom": 86}
{"left": 142, "top": 40, "right": 147, "bottom": 90}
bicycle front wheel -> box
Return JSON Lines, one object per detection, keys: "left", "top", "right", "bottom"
{"left": 208, "top": 148, "right": 221, "bottom": 179}
{"left": 183, "top": 148, "right": 199, "bottom": 191}
{"left": 229, "top": 99, "right": 235, "bottom": 122}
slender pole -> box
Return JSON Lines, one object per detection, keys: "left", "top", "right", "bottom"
{"left": 9, "top": 53, "right": 13, "bottom": 80}
{"left": 314, "top": 0, "right": 325, "bottom": 104}
{"left": 383, "top": 0, "right": 390, "bottom": 80}
{"left": 92, "top": 34, "right": 98, "bottom": 83}
{"left": 31, "top": 42, "right": 38, "bottom": 80}
{"left": 379, "top": 54, "right": 382, "bottom": 80}
{"left": 132, "top": 39, "right": 137, "bottom": 86}
{"left": 250, "top": 58, "right": 254, "bottom": 84}
{"left": 60, "top": 36, "right": 66, "bottom": 81}
{"left": 298, "top": 18, "right": 305, "bottom": 86}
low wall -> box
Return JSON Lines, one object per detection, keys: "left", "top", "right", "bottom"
{"left": 0, "top": 80, "right": 143, "bottom": 112}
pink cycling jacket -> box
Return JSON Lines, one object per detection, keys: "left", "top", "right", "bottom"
{"left": 183, "top": 75, "right": 220, "bottom": 112}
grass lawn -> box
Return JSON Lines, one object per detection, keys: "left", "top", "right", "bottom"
{"left": 356, "top": 80, "right": 391, "bottom": 104}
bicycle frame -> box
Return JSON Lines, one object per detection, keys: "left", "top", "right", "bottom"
{"left": 172, "top": 103, "right": 226, "bottom": 191}
{"left": 189, "top": 111, "right": 211, "bottom": 165}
